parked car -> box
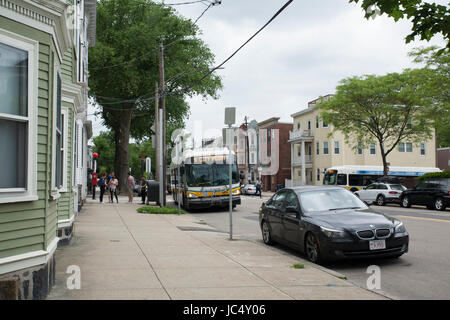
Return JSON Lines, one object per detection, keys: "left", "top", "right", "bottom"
{"left": 400, "top": 178, "right": 450, "bottom": 211}
{"left": 259, "top": 186, "right": 409, "bottom": 264}
{"left": 242, "top": 183, "right": 257, "bottom": 195}
{"left": 355, "top": 183, "right": 406, "bottom": 206}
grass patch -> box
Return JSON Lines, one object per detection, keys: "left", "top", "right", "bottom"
{"left": 291, "top": 263, "right": 305, "bottom": 269}
{"left": 137, "top": 206, "right": 186, "bottom": 214}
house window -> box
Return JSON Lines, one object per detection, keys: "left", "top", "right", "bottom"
{"left": 55, "top": 73, "right": 63, "bottom": 189}
{"left": 406, "top": 142, "right": 413, "bottom": 152}
{"left": 316, "top": 168, "right": 320, "bottom": 182}
{"left": 357, "top": 141, "right": 363, "bottom": 155}
{"left": 0, "top": 33, "right": 37, "bottom": 203}
{"left": 316, "top": 142, "right": 319, "bottom": 155}
{"left": 0, "top": 43, "right": 28, "bottom": 189}
{"left": 420, "top": 142, "right": 426, "bottom": 155}
{"left": 315, "top": 115, "right": 319, "bottom": 128}
{"left": 322, "top": 119, "right": 328, "bottom": 128}
{"left": 370, "top": 142, "right": 376, "bottom": 155}
{"left": 297, "top": 145, "right": 301, "bottom": 156}
{"left": 323, "top": 141, "right": 329, "bottom": 155}
{"left": 334, "top": 141, "right": 340, "bottom": 155}
{"left": 297, "top": 122, "right": 300, "bottom": 130}
{"left": 398, "top": 142, "right": 413, "bottom": 153}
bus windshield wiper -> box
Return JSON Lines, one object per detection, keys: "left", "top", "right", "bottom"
{"left": 328, "top": 207, "right": 362, "bottom": 211}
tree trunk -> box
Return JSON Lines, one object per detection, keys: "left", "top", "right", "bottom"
{"left": 379, "top": 141, "right": 388, "bottom": 177}
{"left": 114, "top": 108, "right": 133, "bottom": 193}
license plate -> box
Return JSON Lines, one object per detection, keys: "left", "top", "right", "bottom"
{"left": 369, "top": 240, "right": 386, "bottom": 250}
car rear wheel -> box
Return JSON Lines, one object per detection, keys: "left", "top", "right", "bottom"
{"left": 261, "top": 221, "right": 273, "bottom": 245}
{"left": 401, "top": 196, "right": 411, "bottom": 208}
{"left": 305, "top": 233, "right": 322, "bottom": 264}
{"left": 434, "top": 197, "right": 446, "bottom": 211}
{"left": 376, "top": 195, "right": 386, "bottom": 206}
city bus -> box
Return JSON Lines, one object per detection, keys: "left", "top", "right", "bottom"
{"left": 323, "top": 165, "right": 441, "bottom": 192}
{"left": 171, "top": 148, "right": 241, "bottom": 210}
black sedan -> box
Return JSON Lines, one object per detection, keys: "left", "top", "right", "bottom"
{"left": 259, "top": 186, "right": 409, "bottom": 264}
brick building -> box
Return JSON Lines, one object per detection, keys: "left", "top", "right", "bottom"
{"left": 257, "top": 117, "right": 292, "bottom": 192}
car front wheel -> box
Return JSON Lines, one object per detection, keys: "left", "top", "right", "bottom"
{"left": 305, "top": 233, "right": 323, "bottom": 264}
{"left": 401, "top": 196, "right": 411, "bottom": 208}
{"left": 434, "top": 197, "right": 446, "bottom": 211}
{"left": 261, "top": 220, "right": 273, "bottom": 245}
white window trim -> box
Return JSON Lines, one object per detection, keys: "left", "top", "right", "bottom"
{"left": 357, "top": 142, "right": 363, "bottom": 156}
{"left": 334, "top": 141, "right": 340, "bottom": 155}
{"left": 51, "top": 63, "right": 62, "bottom": 200}
{"left": 369, "top": 142, "right": 376, "bottom": 155}
{"left": 420, "top": 142, "right": 426, "bottom": 156}
{"left": 323, "top": 141, "right": 330, "bottom": 155}
{"left": 0, "top": 29, "right": 38, "bottom": 204}
{"left": 60, "top": 108, "right": 69, "bottom": 192}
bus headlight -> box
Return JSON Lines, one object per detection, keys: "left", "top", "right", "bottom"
{"left": 233, "top": 189, "right": 241, "bottom": 195}
{"left": 187, "top": 192, "right": 198, "bottom": 199}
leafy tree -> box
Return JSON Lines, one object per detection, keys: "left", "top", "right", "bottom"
{"left": 89, "top": 0, "right": 222, "bottom": 191}
{"left": 92, "top": 131, "right": 116, "bottom": 174}
{"left": 408, "top": 46, "right": 450, "bottom": 147}
{"left": 317, "top": 70, "right": 435, "bottom": 176}
{"left": 350, "top": 0, "right": 450, "bottom": 50}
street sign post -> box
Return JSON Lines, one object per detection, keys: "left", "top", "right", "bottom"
{"left": 224, "top": 107, "right": 236, "bottom": 240}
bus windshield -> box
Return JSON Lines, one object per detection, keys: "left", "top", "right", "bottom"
{"left": 185, "top": 164, "right": 239, "bottom": 187}
{"left": 323, "top": 172, "right": 337, "bottom": 185}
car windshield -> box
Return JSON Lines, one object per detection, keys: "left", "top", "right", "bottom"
{"left": 299, "top": 188, "right": 368, "bottom": 213}
{"left": 390, "top": 184, "right": 405, "bottom": 191}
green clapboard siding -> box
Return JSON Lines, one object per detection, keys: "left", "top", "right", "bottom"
{"left": 0, "top": 16, "right": 53, "bottom": 259}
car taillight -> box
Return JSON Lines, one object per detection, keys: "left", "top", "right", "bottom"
{"left": 388, "top": 191, "right": 398, "bottom": 194}
{"left": 448, "top": 191, "right": 450, "bottom": 196}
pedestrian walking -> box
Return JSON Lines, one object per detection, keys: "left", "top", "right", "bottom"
{"left": 98, "top": 172, "right": 106, "bottom": 203}
{"left": 139, "top": 176, "right": 147, "bottom": 204}
{"left": 127, "top": 172, "right": 135, "bottom": 203}
{"left": 92, "top": 171, "right": 98, "bottom": 199}
{"left": 106, "top": 172, "right": 113, "bottom": 203}
{"left": 255, "top": 178, "right": 262, "bottom": 198}
{"left": 109, "top": 175, "right": 119, "bottom": 203}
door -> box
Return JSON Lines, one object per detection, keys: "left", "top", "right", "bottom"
{"left": 411, "top": 181, "right": 427, "bottom": 204}
{"left": 361, "top": 183, "right": 377, "bottom": 201}
{"left": 282, "top": 190, "right": 304, "bottom": 247}
{"left": 266, "top": 190, "right": 286, "bottom": 239}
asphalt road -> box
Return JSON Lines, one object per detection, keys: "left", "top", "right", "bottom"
{"left": 188, "top": 194, "right": 450, "bottom": 300}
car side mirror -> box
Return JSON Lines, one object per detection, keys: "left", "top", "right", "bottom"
{"left": 286, "top": 205, "right": 299, "bottom": 213}
{"left": 363, "top": 200, "right": 373, "bottom": 206}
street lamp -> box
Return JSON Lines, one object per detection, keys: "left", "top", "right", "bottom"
{"left": 224, "top": 107, "right": 236, "bottom": 240}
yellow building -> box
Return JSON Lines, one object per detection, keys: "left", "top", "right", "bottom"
{"left": 288, "top": 95, "right": 437, "bottom": 186}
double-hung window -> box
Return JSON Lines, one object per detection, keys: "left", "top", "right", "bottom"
{"left": 0, "top": 32, "right": 37, "bottom": 203}
{"left": 323, "top": 141, "right": 329, "bottom": 155}
{"left": 334, "top": 141, "right": 340, "bottom": 155}
{"left": 420, "top": 142, "right": 426, "bottom": 155}
{"left": 370, "top": 142, "right": 376, "bottom": 155}
{"left": 357, "top": 141, "right": 363, "bottom": 155}
{"left": 55, "top": 73, "right": 63, "bottom": 190}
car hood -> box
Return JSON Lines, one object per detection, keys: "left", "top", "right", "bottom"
{"left": 305, "top": 208, "right": 397, "bottom": 231}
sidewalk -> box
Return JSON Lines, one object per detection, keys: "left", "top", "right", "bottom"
{"left": 47, "top": 197, "right": 386, "bottom": 300}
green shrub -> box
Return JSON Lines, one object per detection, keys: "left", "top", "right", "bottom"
{"left": 137, "top": 206, "right": 186, "bottom": 214}
{"left": 418, "top": 171, "right": 450, "bottom": 181}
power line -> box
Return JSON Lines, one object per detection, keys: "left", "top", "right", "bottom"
{"left": 165, "top": 0, "right": 294, "bottom": 98}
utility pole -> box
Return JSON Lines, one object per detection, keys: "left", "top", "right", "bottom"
{"left": 154, "top": 82, "right": 161, "bottom": 206}
{"left": 244, "top": 116, "right": 249, "bottom": 183}
{"left": 159, "top": 43, "right": 166, "bottom": 206}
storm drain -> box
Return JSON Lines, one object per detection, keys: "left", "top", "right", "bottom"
{"left": 177, "top": 226, "right": 226, "bottom": 233}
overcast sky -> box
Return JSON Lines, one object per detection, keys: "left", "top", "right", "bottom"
{"left": 88, "top": 0, "right": 447, "bottom": 142}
